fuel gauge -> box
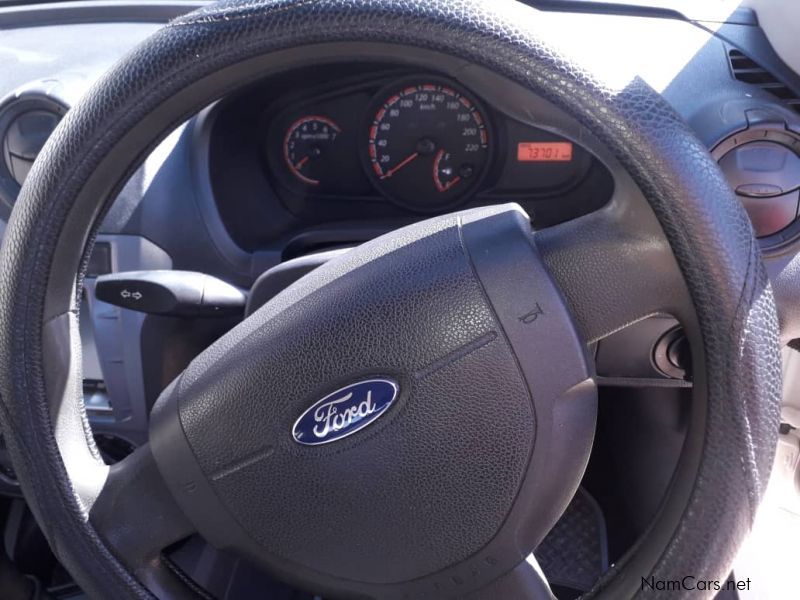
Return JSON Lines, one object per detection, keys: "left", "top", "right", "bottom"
{"left": 433, "top": 148, "right": 476, "bottom": 193}
{"left": 283, "top": 115, "right": 342, "bottom": 185}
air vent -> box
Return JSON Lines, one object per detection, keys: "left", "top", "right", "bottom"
{"left": 2, "top": 109, "right": 62, "bottom": 185}
{"left": 0, "top": 93, "right": 68, "bottom": 209}
{"left": 729, "top": 49, "right": 800, "bottom": 114}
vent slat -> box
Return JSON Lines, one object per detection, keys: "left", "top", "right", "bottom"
{"left": 729, "top": 49, "right": 800, "bottom": 113}
{"left": 733, "top": 67, "right": 770, "bottom": 75}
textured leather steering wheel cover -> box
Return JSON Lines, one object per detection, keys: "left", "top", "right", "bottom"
{"left": 0, "top": 1, "right": 781, "bottom": 599}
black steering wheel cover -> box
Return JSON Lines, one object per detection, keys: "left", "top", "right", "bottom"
{"left": 0, "top": 1, "right": 781, "bottom": 598}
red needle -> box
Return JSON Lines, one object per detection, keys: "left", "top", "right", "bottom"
{"left": 382, "top": 152, "right": 419, "bottom": 179}
{"left": 432, "top": 149, "right": 462, "bottom": 192}
{"left": 439, "top": 176, "right": 462, "bottom": 192}
{"left": 294, "top": 155, "right": 310, "bottom": 170}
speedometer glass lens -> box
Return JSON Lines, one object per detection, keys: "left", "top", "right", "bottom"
{"left": 366, "top": 80, "right": 490, "bottom": 210}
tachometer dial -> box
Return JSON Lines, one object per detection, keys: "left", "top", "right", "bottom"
{"left": 284, "top": 116, "right": 342, "bottom": 185}
{"left": 365, "top": 80, "right": 490, "bottom": 210}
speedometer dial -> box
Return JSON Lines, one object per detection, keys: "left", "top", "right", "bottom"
{"left": 365, "top": 80, "right": 490, "bottom": 210}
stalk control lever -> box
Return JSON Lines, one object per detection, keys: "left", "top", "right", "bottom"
{"left": 94, "top": 270, "right": 246, "bottom": 317}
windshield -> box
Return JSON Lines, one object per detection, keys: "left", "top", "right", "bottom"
{"left": 528, "top": 0, "right": 754, "bottom": 23}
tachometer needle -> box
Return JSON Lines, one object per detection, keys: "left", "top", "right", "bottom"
{"left": 294, "top": 155, "right": 310, "bottom": 170}
{"left": 382, "top": 152, "right": 419, "bottom": 179}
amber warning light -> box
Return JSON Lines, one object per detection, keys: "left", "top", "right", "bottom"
{"left": 517, "top": 142, "right": 574, "bottom": 162}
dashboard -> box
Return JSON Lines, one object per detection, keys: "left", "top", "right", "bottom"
{"left": 0, "top": 0, "right": 799, "bottom": 469}
{"left": 0, "top": 0, "right": 799, "bottom": 504}
{"left": 2, "top": 3, "right": 800, "bottom": 480}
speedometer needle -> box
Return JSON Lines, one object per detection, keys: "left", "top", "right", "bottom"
{"left": 382, "top": 152, "right": 419, "bottom": 179}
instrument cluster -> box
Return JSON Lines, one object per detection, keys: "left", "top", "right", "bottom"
{"left": 207, "top": 65, "right": 613, "bottom": 252}
{"left": 264, "top": 72, "right": 596, "bottom": 213}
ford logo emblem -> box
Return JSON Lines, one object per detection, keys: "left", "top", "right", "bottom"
{"left": 292, "top": 379, "right": 399, "bottom": 445}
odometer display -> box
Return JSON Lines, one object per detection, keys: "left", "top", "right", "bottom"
{"left": 366, "top": 81, "right": 490, "bottom": 210}
{"left": 517, "top": 142, "right": 574, "bottom": 162}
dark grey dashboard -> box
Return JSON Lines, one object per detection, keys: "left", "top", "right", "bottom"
{"left": 2, "top": 0, "right": 800, "bottom": 501}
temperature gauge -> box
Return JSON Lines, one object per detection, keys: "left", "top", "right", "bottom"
{"left": 283, "top": 116, "right": 342, "bottom": 185}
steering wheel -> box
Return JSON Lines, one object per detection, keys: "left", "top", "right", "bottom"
{"left": 0, "top": 0, "right": 782, "bottom": 598}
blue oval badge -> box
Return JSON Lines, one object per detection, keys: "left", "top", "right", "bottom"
{"left": 292, "top": 379, "right": 399, "bottom": 446}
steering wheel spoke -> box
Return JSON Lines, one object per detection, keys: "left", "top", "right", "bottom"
{"left": 536, "top": 188, "right": 695, "bottom": 344}
{"left": 89, "top": 444, "right": 195, "bottom": 595}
